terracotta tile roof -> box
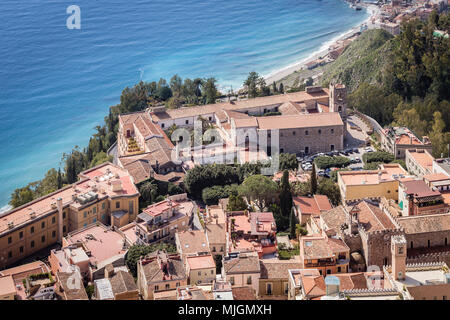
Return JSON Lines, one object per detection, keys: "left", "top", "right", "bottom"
{"left": 231, "top": 286, "right": 257, "bottom": 300}
{"left": 300, "top": 272, "right": 326, "bottom": 297}
{"left": 250, "top": 212, "right": 276, "bottom": 235}
{"left": 294, "top": 195, "right": 332, "bottom": 216}
{"left": 224, "top": 254, "right": 260, "bottom": 274}
{"left": 0, "top": 261, "right": 49, "bottom": 278}
{"left": 401, "top": 180, "right": 441, "bottom": 198}
{"left": 154, "top": 89, "right": 330, "bottom": 121}
{"left": 256, "top": 112, "right": 343, "bottom": 130}
{"left": 319, "top": 206, "right": 348, "bottom": 234}
{"left": 350, "top": 200, "right": 396, "bottom": 232}
{"left": 109, "top": 270, "right": 138, "bottom": 295}
{"left": 327, "top": 237, "right": 350, "bottom": 254}
{"left": 302, "top": 237, "right": 334, "bottom": 260}
{"left": 205, "top": 223, "right": 226, "bottom": 245}
{"left": 0, "top": 275, "right": 16, "bottom": 296}
{"left": 177, "top": 230, "right": 210, "bottom": 255}
{"left": 423, "top": 173, "right": 450, "bottom": 183}
{"left": 259, "top": 260, "right": 302, "bottom": 279}
{"left": 141, "top": 254, "right": 186, "bottom": 283}
{"left": 332, "top": 273, "right": 369, "bottom": 290}
{"left": 397, "top": 214, "right": 450, "bottom": 234}
{"left": 186, "top": 255, "right": 215, "bottom": 270}
{"left": 233, "top": 117, "right": 258, "bottom": 128}
{"left": 56, "top": 271, "right": 89, "bottom": 300}
{"left": 153, "top": 289, "right": 177, "bottom": 300}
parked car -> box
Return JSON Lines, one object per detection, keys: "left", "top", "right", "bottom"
{"left": 353, "top": 148, "right": 359, "bottom": 153}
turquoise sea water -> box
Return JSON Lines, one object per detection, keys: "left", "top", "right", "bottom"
{"left": 0, "top": 0, "right": 368, "bottom": 208}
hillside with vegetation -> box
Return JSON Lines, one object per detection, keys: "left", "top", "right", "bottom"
{"left": 326, "top": 11, "right": 450, "bottom": 159}
{"left": 321, "top": 29, "right": 394, "bottom": 92}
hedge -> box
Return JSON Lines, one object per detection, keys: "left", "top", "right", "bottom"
{"left": 362, "top": 151, "right": 394, "bottom": 164}
{"left": 314, "top": 156, "right": 350, "bottom": 169}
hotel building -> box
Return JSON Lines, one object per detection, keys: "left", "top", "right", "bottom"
{"left": 0, "top": 162, "right": 139, "bottom": 268}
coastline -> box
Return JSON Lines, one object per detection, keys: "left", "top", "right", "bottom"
{"left": 0, "top": 3, "right": 379, "bottom": 211}
{"left": 264, "top": 4, "right": 379, "bottom": 85}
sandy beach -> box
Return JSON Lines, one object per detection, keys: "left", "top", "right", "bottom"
{"left": 264, "top": 4, "right": 380, "bottom": 85}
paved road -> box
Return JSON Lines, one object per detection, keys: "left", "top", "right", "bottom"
{"left": 190, "top": 201, "right": 203, "bottom": 230}
{"left": 107, "top": 141, "right": 118, "bottom": 165}
{"left": 345, "top": 115, "right": 368, "bottom": 149}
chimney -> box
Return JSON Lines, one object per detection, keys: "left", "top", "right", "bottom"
{"left": 104, "top": 264, "right": 115, "bottom": 279}
{"left": 391, "top": 235, "right": 406, "bottom": 281}
{"left": 57, "top": 197, "right": 64, "bottom": 244}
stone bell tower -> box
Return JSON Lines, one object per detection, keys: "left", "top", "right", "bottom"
{"left": 329, "top": 83, "right": 347, "bottom": 122}
{"left": 391, "top": 235, "right": 407, "bottom": 281}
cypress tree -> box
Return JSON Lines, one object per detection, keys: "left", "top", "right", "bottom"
{"left": 310, "top": 164, "right": 317, "bottom": 195}
{"left": 279, "top": 82, "right": 284, "bottom": 94}
{"left": 279, "top": 170, "right": 293, "bottom": 217}
{"left": 289, "top": 207, "right": 297, "bottom": 239}
{"left": 57, "top": 168, "right": 63, "bottom": 190}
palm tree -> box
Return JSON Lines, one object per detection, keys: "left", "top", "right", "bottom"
{"left": 140, "top": 180, "right": 158, "bottom": 205}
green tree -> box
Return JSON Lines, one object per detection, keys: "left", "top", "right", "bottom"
{"left": 239, "top": 175, "right": 278, "bottom": 211}
{"left": 279, "top": 153, "right": 299, "bottom": 171}
{"left": 57, "top": 168, "right": 63, "bottom": 190}
{"left": 10, "top": 187, "right": 34, "bottom": 208}
{"left": 289, "top": 207, "right": 297, "bottom": 239}
{"left": 140, "top": 180, "right": 158, "bottom": 205}
{"left": 279, "top": 170, "right": 293, "bottom": 218}
{"left": 310, "top": 164, "right": 318, "bottom": 194}
{"left": 429, "top": 111, "right": 450, "bottom": 158}
{"left": 203, "top": 77, "right": 218, "bottom": 104}
{"left": 279, "top": 82, "right": 284, "bottom": 94}
{"left": 317, "top": 178, "right": 341, "bottom": 206}
{"left": 125, "top": 243, "right": 176, "bottom": 277}
{"left": 90, "top": 152, "right": 112, "bottom": 167}
{"left": 227, "top": 194, "right": 247, "bottom": 211}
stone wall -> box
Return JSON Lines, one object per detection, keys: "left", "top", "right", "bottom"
{"left": 278, "top": 124, "right": 344, "bottom": 155}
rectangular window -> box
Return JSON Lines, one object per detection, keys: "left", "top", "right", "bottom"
{"left": 154, "top": 285, "right": 159, "bottom": 291}
{"left": 247, "top": 276, "right": 252, "bottom": 285}
{"left": 41, "top": 222, "right": 45, "bottom": 229}
{"left": 83, "top": 211, "right": 87, "bottom": 218}
{"left": 8, "top": 251, "right": 12, "bottom": 259}
{"left": 31, "top": 240, "right": 35, "bottom": 248}
{"left": 52, "top": 216, "right": 56, "bottom": 224}
{"left": 63, "top": 211, "right": 66, "bottom": 219}
{"left": 165, "top": 284, "right": 170, "bottom": 290}
{"left": 19, "top": 231, "right": 23, "bottom": 239}
{"left": 116, "top": 202, "right": 120, "bottom": 209}
{"left": 20, "top": 246, "right": 24, "bottom": 253}
{"left": 267, "top": 283, "right": 272, "bottom": 295}
{"left": 41, "top": 235, "right": 45, "bottom": 243}
{"left": 93, "top": 207, "right": 97, "bottom": 214}
{"left": 102, "top": 203, "right": 106, "bottom": 210}
{"left": 63, "top": 226, "right": 67, "bottom": 233}
{"left": 8, "top": 236, "right": 12, "bottom": 244}
{"left": 331, "top": 128, "right": 334, "bottom": 134}
{"left": 52, "top": 231, "right": 56, "bottom": 238}
{"left": 30, "top": 226, "right": 35, "bottom": 234}
{"left": 230, "top": 277, "right": 235, "bottom": 285}
{"left": 185, "top": 120, "right": 189, "bottom": 125}
{"left": 129, "top": 201, "right": 134, "bottom": 214}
